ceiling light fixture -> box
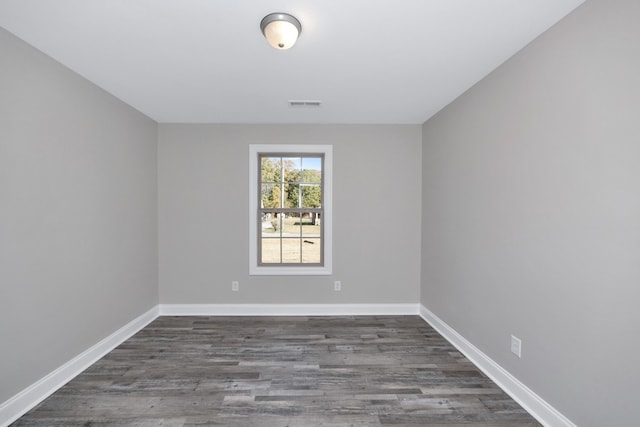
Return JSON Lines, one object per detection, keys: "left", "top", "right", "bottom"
{"left": 260, "top": 12, "right": 301, "bottom": 50}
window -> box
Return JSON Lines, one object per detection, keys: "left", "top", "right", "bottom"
{"left": 249, "top": 145, "right": 332, "bottom": 275}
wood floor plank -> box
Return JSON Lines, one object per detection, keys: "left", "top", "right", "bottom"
{"left": 12, "top": 316, "right": 541, "bottom": 426}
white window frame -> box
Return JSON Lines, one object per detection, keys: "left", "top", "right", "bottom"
{"left": 249, "top": 144, "right": 332, "bottom": 275}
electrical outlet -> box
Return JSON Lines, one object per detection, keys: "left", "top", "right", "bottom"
{"left": 232, "top": 281, "right": 239, "bottom": 292}
{"left": 511, "top": 335, "right": 522, "bottom": 358}
{"left": 334, "top": 281, "right": 341, "bottom": 291}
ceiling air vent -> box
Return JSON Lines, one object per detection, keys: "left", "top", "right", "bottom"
{"left": 289, "top": 100, "right": 322, "bottom": 107}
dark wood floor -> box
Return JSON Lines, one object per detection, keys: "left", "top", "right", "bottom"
{"left": 13, "top": 316, "right": 541, "bottom": 426}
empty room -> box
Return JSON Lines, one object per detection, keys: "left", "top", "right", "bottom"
{"left": 1, "top": 0, "right": 638, "bottom": 426}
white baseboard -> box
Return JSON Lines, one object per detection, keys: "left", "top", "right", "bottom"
{"left": 0, "top": 306, "right": 159, "bottom": 427}
{"left": 419, "top": 304, "right": 576, "bottom": 427}
{"left": 159, "top": 303, "right": 420, "bottom": 316}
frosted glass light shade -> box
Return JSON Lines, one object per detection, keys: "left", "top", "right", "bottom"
{"left": 261, "top": 13, "right": 301, "bottom": 50}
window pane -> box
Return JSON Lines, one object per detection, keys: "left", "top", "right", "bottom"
{"left": 261, "top": 238, "right": 281, "bottom": 263}
{"left": 302, "top": 238, "right": 321, "bottom": 264}
{"left": 261, "top": 184, "right": 282, "bottom": 208}
{"left": 282, "top": 214, "right": 302, "bottom": 237}
{"left": 301, "top": 157, "right": 322, "bottom": 183}
{"left": 283, "top": 157, "right": 301, "bottom": 182}
{"left": 261, "top": 212, "right": 281, "bottom": 237}
{"left": 282, "top": 238, "right": 302, "bottom": 263}
{"left": 300, "top": 212, "right": 321, "bottom": 238}
{"left": 285, "top": 184, "right": 300, "bottom": 208}
{"left": 301, "top": 184, "right": 321, "bottom": 208}
{"left": 261, "top": 157, "right": 281, "bottom": 183}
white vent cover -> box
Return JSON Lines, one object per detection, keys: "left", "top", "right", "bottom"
{"left": 289, "top": 100, "right": 322, "bottom": 107}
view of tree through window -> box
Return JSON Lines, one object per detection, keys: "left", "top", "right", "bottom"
{"left": 259, "top": 154, "right": 323, "bottom": 265}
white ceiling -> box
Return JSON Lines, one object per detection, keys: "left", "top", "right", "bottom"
{"left": 0, "top": 0, "right": 584, "bottom": 124}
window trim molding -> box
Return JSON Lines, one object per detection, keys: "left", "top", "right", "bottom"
{"left": 249, "top": 144, "right": 333, "bottom": 276}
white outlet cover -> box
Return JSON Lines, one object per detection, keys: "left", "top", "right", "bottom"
{"left": 511, "top": 335, "right": 522, "bottom": 358}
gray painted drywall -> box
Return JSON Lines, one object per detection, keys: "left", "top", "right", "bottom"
{"left": 0, "top": 28, "right": 158, "bottom": 403}
{"left": 421, "top": 0, "right": 639, "bottom": 425}
{"left": 159, "top": 124, "right": 421, "bottom": 304}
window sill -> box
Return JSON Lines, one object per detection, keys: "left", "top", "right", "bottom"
{"left": 249, "top": 265, "right": 332, "bottom": 276}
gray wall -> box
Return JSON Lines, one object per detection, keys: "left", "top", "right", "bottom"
{"left": 420, "top": 0, "right": 639, "bottom": 425}
{"left": 0, "top": 28, "right": 158, "bottom": 402}
{"left": 159, "top": 124, "right": 421, "bottom": 304}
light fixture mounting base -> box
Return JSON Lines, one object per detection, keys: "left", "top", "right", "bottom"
{"left": 260, "top": 12, "right": 302, "bottom": 36}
